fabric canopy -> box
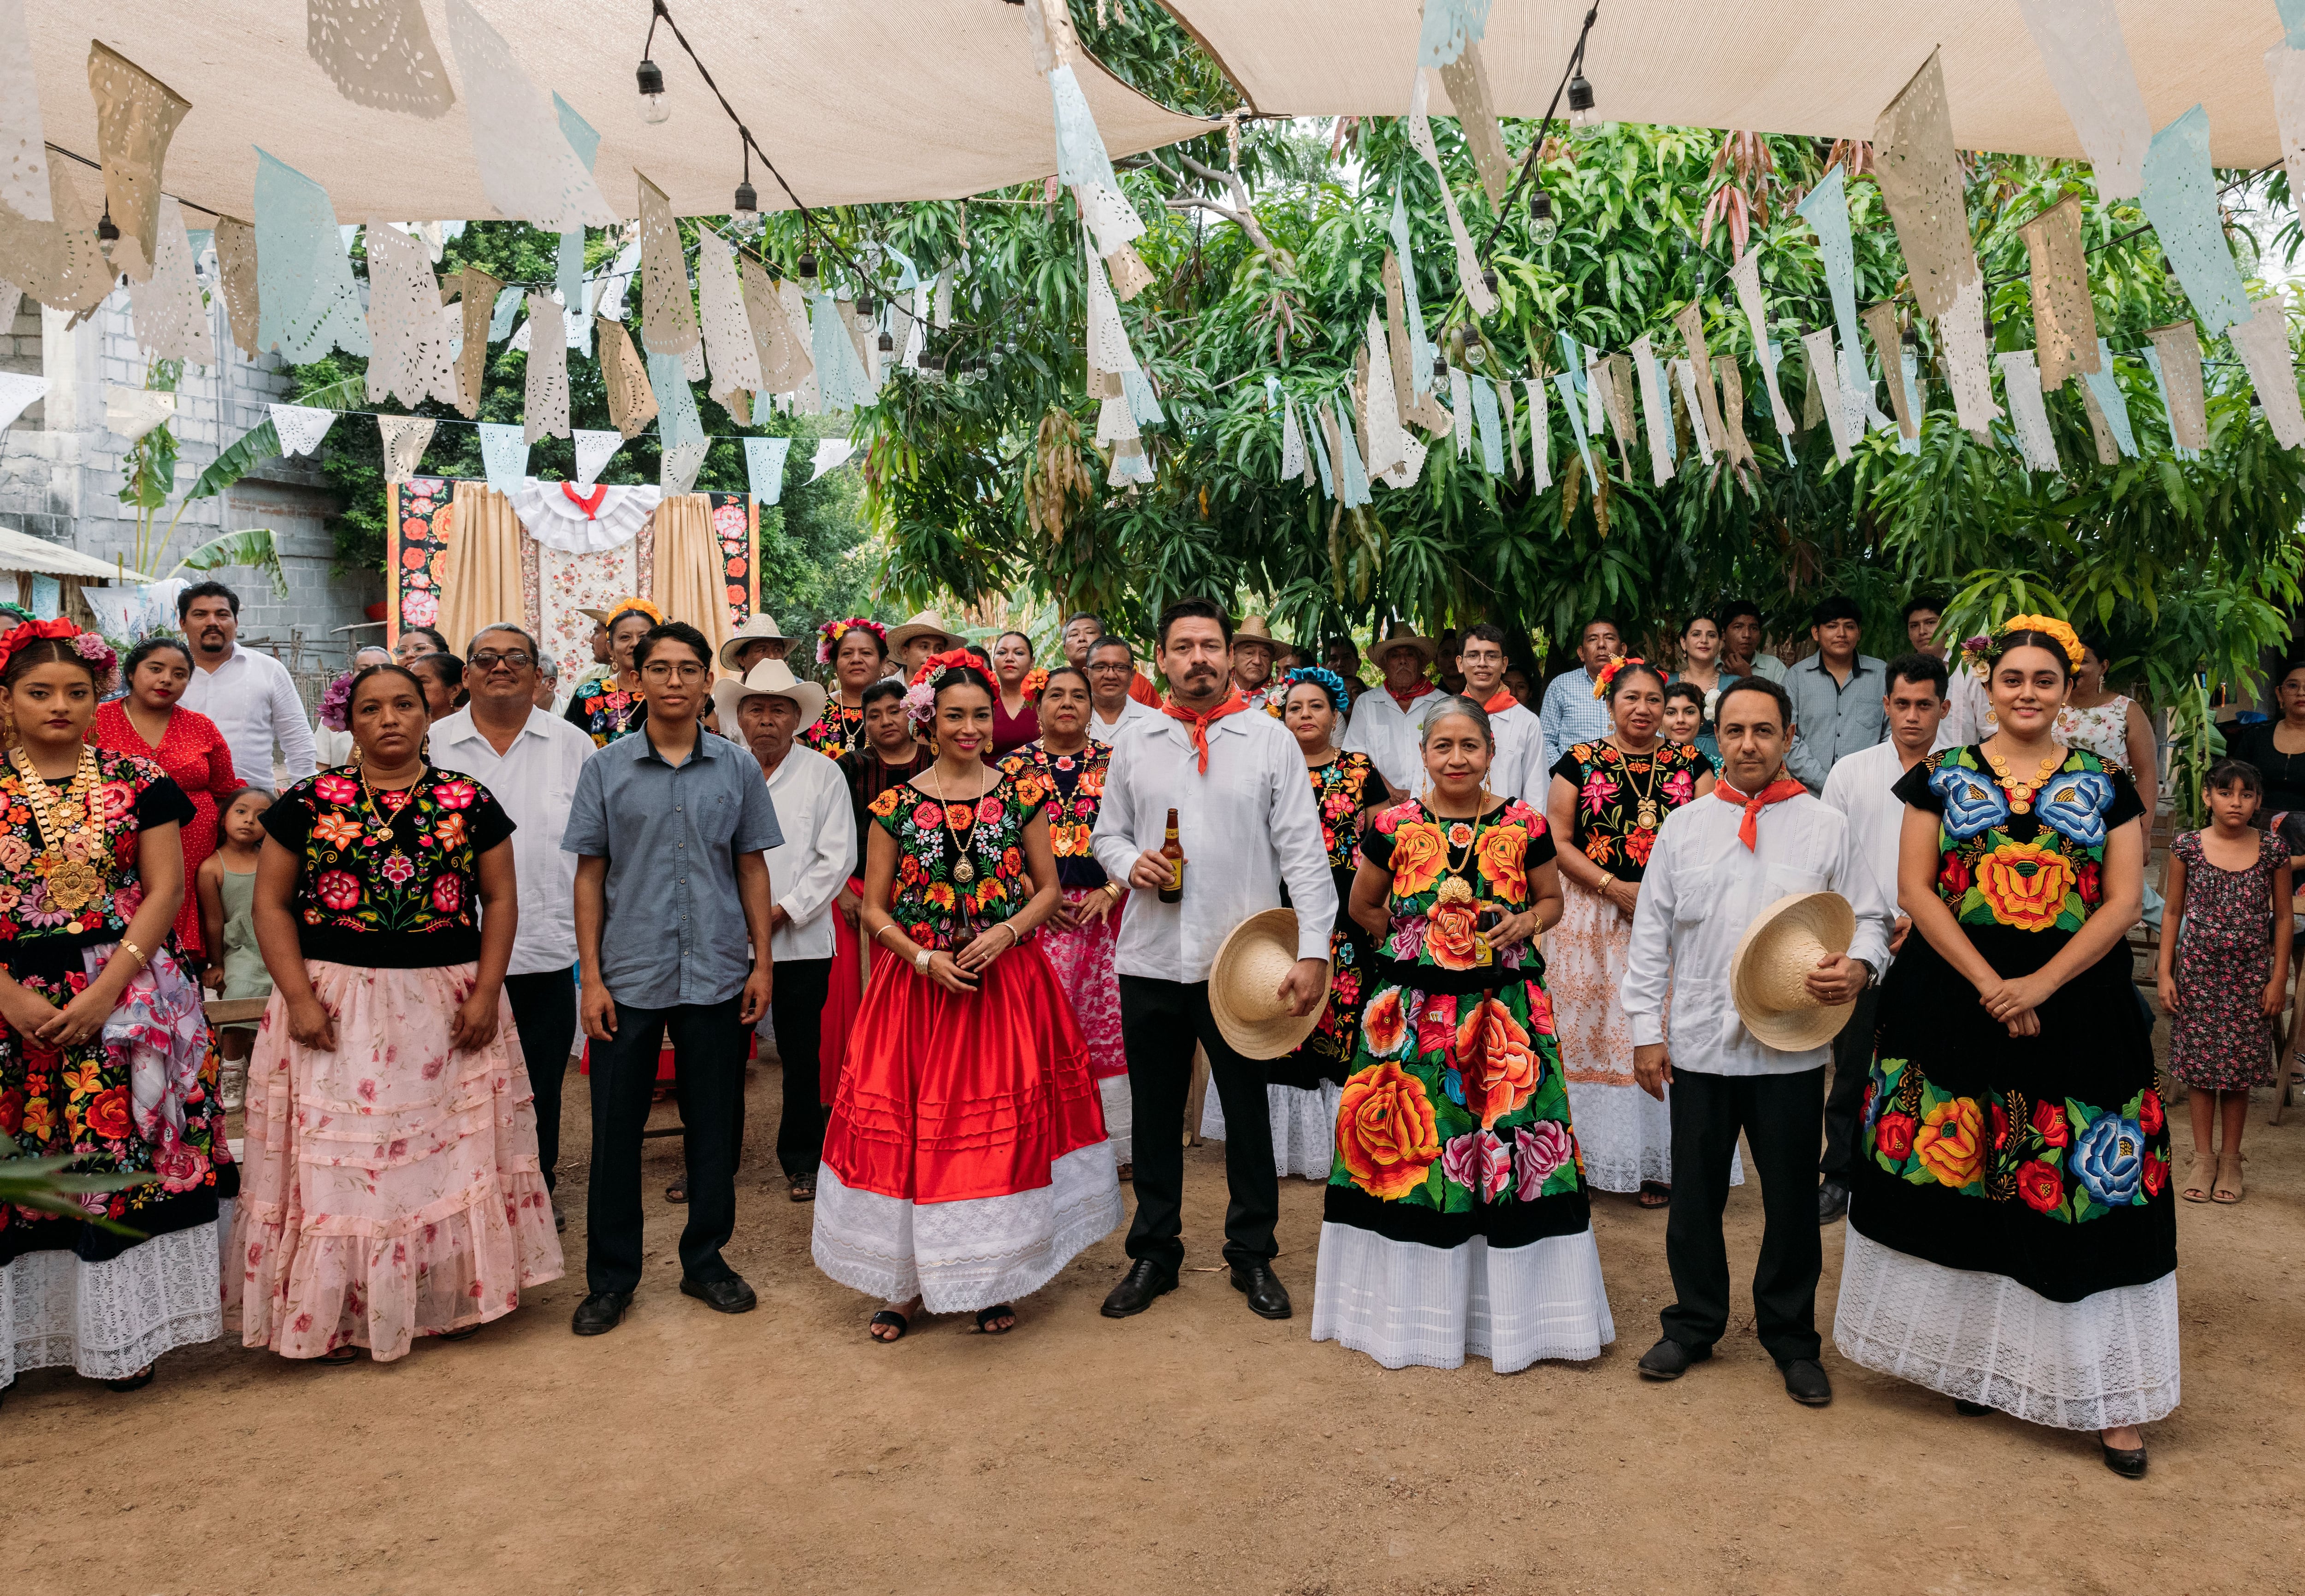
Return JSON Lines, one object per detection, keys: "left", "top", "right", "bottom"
{"left": 22, "top": 0, "right": 1212, "bottom": 220}
{"left": 1169, "top": 0, "right": 2295, "bottom": 165}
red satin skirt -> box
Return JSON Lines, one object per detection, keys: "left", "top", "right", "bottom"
{"left": 819, "top": 875, "right": 884, "bottom": 1105}
{"left": 823, "top": 935, "right": 1108, "bottom": 1204}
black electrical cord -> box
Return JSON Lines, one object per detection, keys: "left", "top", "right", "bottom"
{"left": 1477, "top": 3, "right": 1598, "bottom": 260}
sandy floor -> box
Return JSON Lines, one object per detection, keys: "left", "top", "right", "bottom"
{"left": 9, "top": 1043, "right": 2305, "bottom": 1596}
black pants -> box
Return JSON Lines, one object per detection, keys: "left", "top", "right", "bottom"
{"left": 1660, "top": 1066, "right": 1825, "bottom": 1366}
{"left": 1819, "top": 984, "right": 1881, "bottom": 1184}
{"left": 1119, "top": 975, "right": 1278, "bottom": 1274}
{"left": 505, "top": 967, "right": 578, "bottom": 1194}
{"left": 766, "top": 957, "right": 832, "bottom": 1178}
{"left": 585, "top": 992, "right": 748, "bottom": 1295}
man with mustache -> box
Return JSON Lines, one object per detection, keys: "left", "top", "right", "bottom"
{"left": 1092, "top": 598, "right": 1336, "bottom": 1323}
{"left": 176, "top": 580, "right": 318, "bottom": 790}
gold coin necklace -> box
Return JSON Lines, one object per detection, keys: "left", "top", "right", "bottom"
{"left": 934, "top": 765, "right": 990, "bottom": 885}
{"left": 1431, "top": 793, "right": 1489, "bottom": 906}
{"left": 11, "top": 746, "right": 108, "bottom": 931}
{"left": 1985, "top": 744, "right": 2063, "bottom": 814}
{"left": 1613, "top": 737, "right": 1666, "bottom": 831}
{"left": 358, "top": 762, "right": 422, "bottom": 866}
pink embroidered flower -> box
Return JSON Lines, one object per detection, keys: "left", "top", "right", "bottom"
{"left": 1515, "top": 1120, "right": 1573, "bottom": 1197}
{"left": 1442, "top": 1129, "right": 1513, "bottom": 1203}
{"left": 976, "top": 796, "right": 1005, "bottom": 825}
{"left": 111, "top": 884, "right": 142, "bottom": 921}
{"left": 380, "top": 854, "right": 417, "bottom": 887}
{"left": 92, "top": 780, "right": 135, "bottom": 822}
{"left": 432, "top": 779, "right": 477, "bottom": 811}
{"left": 430, "top": 874, "right": 462, "bottom": 914}
{"left": 315, "top": 869, "right": 361, "bottom": 911}
{"left": 314, "top": 774, "right": 361, "bottom": 806}
{"left": 1415, "top": 993, "right": 1458, "bottom": 1062}
{"left": 1387, "top": 917, "right": 1426, "bottom": 960}
{"left": 1523, "top": 983, "right": 1556, "bottom": 1037}
{"left": 153, "top": 1136, "right": 209, "bottom": 1193}
{"left": 1578, "top": 769, "right": 1619, "bottom": 816}
{"left": 404, "top": 590, "right": 439, "bottom": 626}
{"left": 1662, "top": 768, "right": 1695, "bottom": 806}
{"left": 711, "top": 502, "right": 746, "bottom": 538}
{"left": 911, "top": 800, "right": 943, "bottom": 830}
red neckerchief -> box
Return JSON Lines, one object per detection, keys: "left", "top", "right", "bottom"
{"left": 561, "top": 482, "right": 610, "bottom": 520}
{"left": 1163, "top": 689, "right": 1248, "bottom": 774}
{"left": 1386, "top": 679, "right": 1438, "bottom": 712}
{"left": 1715, "top": 775, "right": 1807, "bottom": 851}
{"left": 1481, "top": 687, "right": 1518, "bottom": 715}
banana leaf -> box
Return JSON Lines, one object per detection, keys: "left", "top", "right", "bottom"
{"left": 170, "top": 527, "right": 288, "bottom": 599}
{"left": 179, "top": 374, "right": 366, "bottom": 503}
{"left": 0, "top": 1130, "right": 152, "bottom": 1234}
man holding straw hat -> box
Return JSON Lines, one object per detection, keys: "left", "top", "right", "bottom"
{"left": 1618, "top": 677, "right": 1894, "bottom": 1407}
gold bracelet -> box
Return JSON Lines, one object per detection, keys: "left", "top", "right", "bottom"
{"left": 118, "top": 940, "right": 149, "bottom": 969}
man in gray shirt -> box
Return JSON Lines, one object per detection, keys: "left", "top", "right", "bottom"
{"left": 562, "top": 621, "right": 783, "bottom": 1336}
{"left": 1783, "top": 594, "right": 1887, "bottom": 792}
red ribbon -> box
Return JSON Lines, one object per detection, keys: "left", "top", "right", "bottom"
{"left": 1162, "top": 688, "right": 1247, "bottom": 774}
{"left": 561, "top": 482, "right": 610, "bottom": 520}
{"left": 1715, "top": 775, "right": 1807, "bottom": 851}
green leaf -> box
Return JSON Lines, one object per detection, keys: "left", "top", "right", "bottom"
{"left": 169, "top": 528, "right": 289, "bottom": 600}
{"left": 182, "top": 420, "right": 282, "bottom": 502}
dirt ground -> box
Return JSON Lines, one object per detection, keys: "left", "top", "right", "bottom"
{"left": 8, "top": 1028, "right": 2305, "bottom": 1596}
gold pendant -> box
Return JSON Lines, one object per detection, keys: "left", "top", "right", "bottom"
{"left": 47, "top": 858, "right": 99, "bottom": 913}
{"left": 952, "top": 857, "right": 976, "bottom": 885}
{"left": 1637, "top": 799, "right": 1661, "bottom": 831}
{"left": 51, "top": 801, "right": 85, "bottom": 829}
{"left": 1436, "top": 875, "right": 1474, "bottom": 904}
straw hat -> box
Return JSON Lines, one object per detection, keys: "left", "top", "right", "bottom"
{"left": 1208, "top": 908, "right": 1330, "bottom": 1059}
{"left": 709, "top": 658, "right": 828, "bottom": 733}
{"left": 886, "top": 609, "right": 957, "bottom": 655}
{"left": 718, "top": 613, "right": 790, "bottom": 669}
{"left": 1233, "top": 615, "right": 1279, "bottom": 658}
{"left": 1729, "top": 892, "right": 1859, "bottom": 1053}
{"left": 1365, "top": 619, "right": 1437, "bottom": 672}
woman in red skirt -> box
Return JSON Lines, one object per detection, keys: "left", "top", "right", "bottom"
{"left": 826, "top": 678, "right": 931, "bottom": 1106}
{"left": 813, "top": 654, "right": 1121, "bottom": 1340}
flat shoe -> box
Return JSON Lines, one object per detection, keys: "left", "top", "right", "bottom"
{"left": 664, "top": 1178, "right": 687, "bottom": 1205}
{"left": 2212, "top": 1152, "right": 2243, "bottom": 1204}
{"left": 2101, "top": 1440, "right": 2149, "bottom": 1479}
{"left": 788, "top": 1175, "right": 816, "bottom": 1203}
{"left": 102, "top": 1367, "right": 154, "bottom": 1392}
{"left": 868, "top": 1309, "right": 910, "bottom": 1342}
{"left": 1781, "top": 1358, "right": 1833, "bottom": 1407}
{"left": 1636, "top": 1338, "right": 1711, "bottom": 1380}
{"left": 2180, "top": 1159, "right": 2211, "bottom": 1203}
{"left": 975, "top": 1303, "right": 1017, "bottom": 1335}
{"left": 680, "top": 1274, "right": 758, "bottom": 1314}
{"left": 570, "top": 1290, "right": 631, "bottom": 1336}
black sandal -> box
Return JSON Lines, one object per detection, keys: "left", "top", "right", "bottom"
{"left": 318, "top": 1345, "right": 361, "bottom": 1365}
{"left": 103, "top": 1366, "right": 154, "bottom": 1392}
{"left": 868, "top": 1309, "right": 910, "bottom": 1342}
{"left": 665, "top": 1177, "right": 687, "bottom": 1205}
{"left": 975, "top": 1304, "right": 1017, "bottom": 1335}
{"left": 789, "top": 1174, "right": 816, "bottom": 1203}
{"left": 1637, "top": 1182, "right": 1672, "bottom": 1209}
{"left": 436, "top": 1325, "right": 481, "bottom": 1342}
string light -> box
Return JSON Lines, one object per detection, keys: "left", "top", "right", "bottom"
{"left": 1528, "top": 189, "right": 1557, "bottom": 245}
{"left": 634, "top": 60, "right": 668, "bottom": 124}
{"left": 1566, "top": 70, "right": 1596, "bottom": 127}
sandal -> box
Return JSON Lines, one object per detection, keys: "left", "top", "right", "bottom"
{"left": 2213, "top": 1152, "right": 2244, "bottom": 1205}
{"left": 868, "top": 1308, "right": 910, "bottom": 1343}
{"left": 1637, "top": 1182, "right": 1672, "bottom": 1210}
{"left": 789, "top": 1174, "right": 816, "bottom": 1203}
{"left": 665, "top": 1177, "right": 687, "bottom": 1205}
{"left": 2181, "top": 1158, "right": 2212, "bottom": 1203}
{"left": 317, "top": 1345, "right": 361, "bottom": 1366}
{"left": 436, "top": 1325, "right": 481, "bottom": 1342}
{"left": 975, "top": 1303, "right": 1017, "bottom": 1335}
{"left": 103, "top": 1366, "right": 154, "bottom": 1393}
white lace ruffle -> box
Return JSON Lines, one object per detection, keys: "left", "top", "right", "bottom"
{"left": 1198, "top": 1082, "right": 1342, "bottom": 1181}
{"left": 1564, "top": 1078, "right": 1742, "bottom": 1193}
{"left": 1310, "top": 1222, "right": 1615, "bottom": 1373}
{"left": 1833, "top": 1226, "right": 2180, "bottom": 1430}
{"left": 508, "top": 478, "right": 664, "bottom": 553}
{"left": 1, "top": 1205, "right": 228, "bottom": 1385}
{"left": 1098, "top": 1074, "right": 1133, "bottom": 1166}
{"left": 811, "top": 1146, "right": 1123, "bottom": 1314}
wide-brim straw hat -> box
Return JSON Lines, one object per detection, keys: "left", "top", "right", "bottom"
{"left": 1365, "top": 619, "right": 1437, "bottom": 673}
{"left": 1233, "top": 615, "right": 1279, "bottom": 656}
{"left": 886, "top": 609, "right": 957, "bottom": 654}
{"left": 718, "top": 613, "right": 789, "bottom": 669}
{"left": 1209, "top": 908, "right": 1330, "bottom": 1059}
{"left": 709, "top": 658, "right": 828, "bottom": 733}
{"left": 1729, "top": 892, "right": 1858, "bottom": 1054}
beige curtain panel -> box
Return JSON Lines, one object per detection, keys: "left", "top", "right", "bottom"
{"left": 650, "top": 494, "right": 734, "bottom": 673}
{"left": 438, "top": 481, "right": 526, "bottom": 662}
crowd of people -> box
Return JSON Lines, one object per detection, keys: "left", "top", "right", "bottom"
{"left": 7, "top": 579, "right": 2291, "bottom": 1485}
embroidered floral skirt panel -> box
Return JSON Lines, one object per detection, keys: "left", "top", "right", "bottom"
{"left": 227, "top": 961, "right": 565, "bottom": 1362}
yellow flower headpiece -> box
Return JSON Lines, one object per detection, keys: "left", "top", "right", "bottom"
{"left": 1957, "top": 613, "right": 2083, "bottom": 677}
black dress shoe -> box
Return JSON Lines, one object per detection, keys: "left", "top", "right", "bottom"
{"left": 570, "top": 1291, "right": 630, "bottom": 1336}
{"left": 1817, "top": 1179, "right": 1850, "bottom": 1224}
{"left": 2101, "top": 1440, "right": 2149, "bottom": 1479}
{"left": 1781, "top": 1358, "right": 1833, "bottom": 1406}
{"left": 680, "top": 1274, "right": 758, "bottom": 1314}
{"left": 1636, "top": 1338, "right": 1712, "bottom": 1380}
{"left": 1099, "top": 1259, "right": 1177, "bottom": 1318}
{"left": 1230, "top": 1262, "right": 1292, "bottom": 1320}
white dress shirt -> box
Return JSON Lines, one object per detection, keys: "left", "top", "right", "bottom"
{"left": 1087, "top": 696, "right": 1160, "bottom": 744}
{"left": 429, "top": 705, "right": 597, "bottom": 975}
{"left": 757, "top": 745, "right": 854, "bottom": 962}
{"left": 1091, "top": 708, "right": 1338, "bottom": 981}
{"left": 313, "top": 723, "right": 354, "bottom": 769}
{"left": 1941, "top": 664, "right": 1989, "bottom": 749}
{"left": 1488, "top": 700, "right": 1545, "bottom": 801}
{"left": 1341, "top": 681, "right": 1447, "bottom": 795}
{"left": 1819, "top": 739, "right": 1921, "bottom": 944}
{"left": 1619, "top": 785, "right": 1895, "bottom": 1077}
{"left": 180, "top": 644, "right": 319, "bottom": 789}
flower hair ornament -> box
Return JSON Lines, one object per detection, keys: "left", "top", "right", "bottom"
{"left": 1277, "top": 664, "right": 1353, "bottom": 717}
{"left": 1590, "top": 654, "right": 1649, "bottom": 700}
{"left": 816, "top": 615, "right": 889, "bottom": 667}
{"left": 0, "top": 615, "right": 118, "bottom": 692}
{"left": 904, "top": 647, "right": 983, "bottom": 730}
{"left": 601, "top": 594, "right": 664, "bottom": 633}
{"left": 318, "top": 669, "right": 357, "bottom": 732}
{"left": 1958, "top": 614, "right": 2083, "bottom": 680}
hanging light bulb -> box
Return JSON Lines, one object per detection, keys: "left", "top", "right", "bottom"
{"left": 730, "top": 180, "right": 760, "bottom": 238}
{"left": 1481, "top": 267, "right": 1498, "bottom": 299}
{"left": 857, "top": 293, "right": 878, "bottom": 320}
{"left": 797, "top": 250, "right": 817, "bottom": 280}
{"left": 1529, "top": 188, "right": 1558, "bottom": 245}
{"left": 636, "top": 58, "right": 670, "bottom": 124}
{"left": 1432, "top": 349, "right": 1450, "bottom": 383}
{"left": 877, "top": 328, "right": 895, "bottom": 355}
{"left": 1567, "top": 71, "right": 1596, "bottom": 128}
{"left": 95, "top": 206, "right": 119, "bottom": 252}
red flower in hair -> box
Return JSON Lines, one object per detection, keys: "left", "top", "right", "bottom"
{"left": 910, "top": 647, "right": 981, "bottom": 687}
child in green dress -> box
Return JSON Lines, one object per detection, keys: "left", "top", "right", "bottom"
{"left": 197, "top": 786, "right": 274, "bottom": 1110}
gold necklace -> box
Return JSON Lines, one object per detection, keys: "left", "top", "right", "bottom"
{"left": 11, "top": 746, "right": 107, "bottom": 928}
{"left": 359, "top": 761, "right": 425, "bottom": 848}
{"left": 932, "top": 764, "right": 991, "bottom": 886}
{"left": 1984, "top": 744, "right": 2063, "bottom": 814}
{"left": 1430, "top": 791, "right": 1491, "bottom": 905}
{"left": 1612, "top": 737, "right": 1666, "bottom": 831}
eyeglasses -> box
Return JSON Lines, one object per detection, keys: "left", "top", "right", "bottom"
{"left": 469, "top": 650, "right": 535, "bottom": 670}
{"left": 642, "top": 661, "right": 709, "bottom": 683}
{"left": 1085, "top": 661, "right": 1131, "bottom": 673}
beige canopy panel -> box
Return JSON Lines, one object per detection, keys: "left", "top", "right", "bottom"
{"left": 1167, "top": 0, "right": 2293, "bottom": 164}
{"left": 0, "top": 524, "right": 148, "bottom": 582}
{"left": 28, "top": 1, "right": 1213, "bottom": 220}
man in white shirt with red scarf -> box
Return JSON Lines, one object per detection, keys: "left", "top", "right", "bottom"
{"left": 1456, "top": 622, "right": 1543, "bottom": 800}
{"left": 1093, "top": 598, "right": 1336, "bottom": 1324}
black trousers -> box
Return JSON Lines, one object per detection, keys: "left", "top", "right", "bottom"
{"left": 505, "top": 967, "right": 578, "bottom": 1194}
{"left": 1660, "top": 1066, "right": 1825, "bottom": 1366}
{"left": 585, "top": 991, "right": 749, "bottom": 1295}
{"left": 1819, "top": 983, "right": 1881, "bottom": 1184}
{"left": 1118, "top": 975, "right": 1278, "bottom": 1274}
{"left": 766, "top": 957, "right": 832, "bottom": 1178}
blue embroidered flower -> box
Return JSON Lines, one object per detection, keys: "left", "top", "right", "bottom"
{"left": 2073, "top": 1111, "right": 2144, "bottom": 1206}
{"left": 1442, "top": 1068, "right": 1466, "bottom": 1106}
{"left": 2034, "top": 768, "right": 2115, "bottom": 848}
{"left": 1928, "top": 762, "right": 2010, "bottom": 839}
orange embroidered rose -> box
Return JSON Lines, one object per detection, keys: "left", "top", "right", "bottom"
{"left": 1474, "top": 824, "right": 1527, "bottom": 902}
{"left": 1388, "top": 821, "right": 1448, "bottom": 898}
{"left": 1974, "top": 840, "right": 2076, "bottom": 933}
{"left": 1336, "top": 1059, "right": 1442, "bottom": 1199}
{"left": 1455, "top": 997, "right": 1542, "bottom": 1128}
{"left": 1425, "top": 898, "right": 1483, "bottom": 969}
{"left": 1914, "top": 1096, "right": 1985, "bottom": 1188}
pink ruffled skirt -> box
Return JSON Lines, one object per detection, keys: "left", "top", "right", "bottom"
{"left": 226, "top": 961, "right": 564, "bottom": 1361}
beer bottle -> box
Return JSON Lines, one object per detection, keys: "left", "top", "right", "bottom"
{"left": 1158, "top": 807, "right": 1185, "bottom": 903}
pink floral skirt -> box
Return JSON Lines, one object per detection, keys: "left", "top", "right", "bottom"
{"left": 226, "top": 960, "right": 564, "bottom": 1361}
{"left": 1039, "top": 888, "right": 1127, "bottom": 1081}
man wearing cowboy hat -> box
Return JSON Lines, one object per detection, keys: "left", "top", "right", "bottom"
{"left": 1539, "top": 615, "right": 1625, "bottom": 777}
{"left": 1340, "top": 620, "right": 1444, "bottom": 795}
{"left": 712, "top": 659, "right": 854, "bottom": 1200}
{"left": 1230, "top": 615, "right": 1281, "bottom": 700}
{"left": 1617, "top": 676, "right": 1894, "bottom": 1407}
{"left": 886, "top": 609, "right": 959, "bottom": 680}
{"left": 720, "top": 613, "right": 794, "bottom": 675}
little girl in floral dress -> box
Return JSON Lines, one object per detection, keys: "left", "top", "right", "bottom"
{"left": 2157, "top": 758, "right": 2292, "bottom": 1204}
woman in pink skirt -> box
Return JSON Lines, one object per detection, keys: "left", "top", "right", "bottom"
{"left": 999, "top": 666, "right": 1131, "bottom": 1169}
{"left": 230, "top": 663, "right": 562, "bottom": 1363}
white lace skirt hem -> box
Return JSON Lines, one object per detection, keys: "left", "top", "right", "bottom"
{"left": 1833, "top": 1227, "right": 2180, "bottom": 1430}
{"left": 1098, "top": 1074, "right": 1133, "bottom": 1166}
{"left": 811, "top": 1146, "right": 1123, "bottom": 1314}
{"left": 1309, "top": 1222, "right": 1616, "bottom": 1373}
{"left": 1198, "top": 1082, "right": 1342, "bottom": 1180}
{"left": 1564, "top": 1079, "right": 1741, "bottom": 1192}
{"left": 1, "top": 1200, "right": 230, "bottom": 1385}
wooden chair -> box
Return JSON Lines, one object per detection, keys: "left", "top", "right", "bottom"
{"left": 201, "top": 997, "right": 268, "bottom": 1027}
